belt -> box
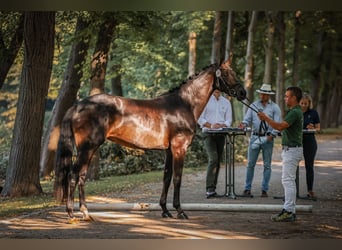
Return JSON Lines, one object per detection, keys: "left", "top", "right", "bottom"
{"left": 252, "top": 132, "right": 272, "bottom": 136}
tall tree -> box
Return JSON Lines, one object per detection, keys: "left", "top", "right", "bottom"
{"left": 263, "top": 11, "right": 275, "bottom": 85}
{"left": 224, "top": 11, "right": 234, "bottom": 60}
{"left": 0, "top": 12, "right": 24, "bottom": 90}
{"left": 291, "top": 11, "right": 302, "bottom": 86}
{"left": 2, "top": 11, "right": 55, "bottom": 197}
{"left": 89, "top": 15, "right": 116, "bottom": 96}
{"left": 188, "top": 31, "right": 196, "bottom": 76}
{"left": 211, "top": 11, "right": 224, "bottom": 64}
{"left": 41, "top": 16, "right": 91, "bottom": 180}
{"left": 275, "top": 12, "right": 286, "bottom": 114}
{"left": 244, "top": 11, "right": 258, "bottom": 106}
{"left": 87, "top": 14, "right": 116, "bottom": 181}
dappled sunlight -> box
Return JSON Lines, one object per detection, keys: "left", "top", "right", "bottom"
{"left": 0, "top": 208, "right": 260, "bottom": 239}
{"left": 87, "top": 196, "right": 128, "bottom": 204}
{"left": 89, "top": 211, "right": 258, "bottom": 239}
{"left": 315, "top": 160, "right": 342, "bottom": 168}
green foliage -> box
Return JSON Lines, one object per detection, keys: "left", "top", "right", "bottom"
{"left": 1, "top": 11, "right": 341, "bottom": 183}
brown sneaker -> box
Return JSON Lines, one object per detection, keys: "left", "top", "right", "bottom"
{"left": 307, "top": 191, "right": 317, "bottom": 201}
{"left": 261, "top": 190, "right": 268, "bottom": 197}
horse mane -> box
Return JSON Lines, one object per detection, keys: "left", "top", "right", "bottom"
{"left": 160, "top": 63, "right": 217, "bottom": 96}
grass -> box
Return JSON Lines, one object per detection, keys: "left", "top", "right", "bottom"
{"left": 0, "top": 166, "right": 205, "bottom": 220}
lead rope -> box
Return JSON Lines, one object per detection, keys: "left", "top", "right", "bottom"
{"left": 240, "top": 98, "right": 268, "bottom": 139}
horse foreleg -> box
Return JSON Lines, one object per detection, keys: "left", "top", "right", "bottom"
{"left": 160, "top": 150, "right": 173, "bottom": 218}
{"left": 173, "top": 159, "right": 188, "bottom": 219}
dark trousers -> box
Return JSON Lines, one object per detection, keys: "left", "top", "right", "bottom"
{"left": 303, "top": 135, "right": 317, "bottom": 192}
{"left": 204, "top": 134, "right": 225, "bottom": 192}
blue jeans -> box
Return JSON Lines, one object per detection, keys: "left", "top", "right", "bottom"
{"left": 244, "top": 135, "right": 274, "bottom": 192}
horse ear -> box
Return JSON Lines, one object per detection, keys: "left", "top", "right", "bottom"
{"left": 221, "top": 58, "right": 232, "bottom": 69}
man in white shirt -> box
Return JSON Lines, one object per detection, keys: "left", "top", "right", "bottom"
{"left": 198, "top": 89, "right": 232, "bottom": 198}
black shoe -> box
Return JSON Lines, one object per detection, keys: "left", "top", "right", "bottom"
{"left": 242, "top": 190, "right": 252, "bottom": 197}
{"left": 261, "top": 190, "right": 268, "bottom": 197}
{"left": 206, "top": 191, "right": 217, "bottom": 198}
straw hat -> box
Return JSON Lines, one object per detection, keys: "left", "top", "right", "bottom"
{"left": 256, "top": 84, "right": 275, "bottom": 95}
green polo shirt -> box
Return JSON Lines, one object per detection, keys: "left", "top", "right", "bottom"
{"left": 282, "top": 105, "right": 303, "bottom": 147}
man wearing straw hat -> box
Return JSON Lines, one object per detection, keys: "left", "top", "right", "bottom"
{"left": 239, "top": 83, "right": 281, "bottom": 198}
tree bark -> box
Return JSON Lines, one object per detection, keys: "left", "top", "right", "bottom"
{"left": 224, "top": 11, "right": 234, "bottom": 60}
{"left": 89, "top": 17, "right": 116, "bottom": 96}
{"left": 244, "top": 11, "right": 258, "bottom": 108}
{"left": 211, "top": 11, "right": 224, "bottom": 64}
{"left": 275, "top": 12, "right": 286, "bottom": 115}
{"left": 40, "top": 17, "right": 91, "bottom": 179}
{"left": 263, "top": 11, "right": 275, "bottom": 85}
{"left": 111, "top": 65, "right": 123, "bottom": 96}
{"left": 0, "top": 12, "right": 24, "bottom": 90}
{"left": 291, "top": 11, "right": 302, "bottom": 86}
{"left": 87, "top": 16, "right": 116, "bottom": 181}
{"left": 2, "top": 11, "right": 55, "bottom": 197}
{"left": 188, "top": 31, "right": 196, "bottom": 76}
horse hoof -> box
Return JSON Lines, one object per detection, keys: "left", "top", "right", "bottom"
{"left": 83, "top": 215, "right": 94, "bottom": 222}
{"left": 161, "top": 211, "right": 173, "bottom": 218}
{"left": 177, "top": 212, "right": 189, "bottom": 219}
{"left": 67, "top": 217, "right": 80, "bottom": 224}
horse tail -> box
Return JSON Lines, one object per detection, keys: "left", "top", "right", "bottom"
{"left": 54, "top": 107, "right": 75, "bottom": 203}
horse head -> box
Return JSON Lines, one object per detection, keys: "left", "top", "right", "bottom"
{"left": 214, "top": 59, "right": 247, "bottom": 101}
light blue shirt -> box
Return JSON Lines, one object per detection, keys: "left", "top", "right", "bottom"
{"left": 242, "top": 100, "right": 281, "bottom": 136}
{"left": 198, "top": 94, "right": 232, "bottom": 130}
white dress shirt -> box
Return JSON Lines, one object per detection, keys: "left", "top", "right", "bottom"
{"left": 198, "top": 94, "right": 232, "bottom": 131}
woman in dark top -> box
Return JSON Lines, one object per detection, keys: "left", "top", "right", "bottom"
{"left": 300, "top": 93, "right": 320, "bottom": 199}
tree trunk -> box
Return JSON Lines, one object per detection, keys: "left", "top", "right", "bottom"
{"left": 40, "top": 17, "right": 91, "bottom": 180}
{"left": 211, "top": 11, "right": 224, "bottom": 64}
{"left": 188, "top": 31, "right": 196, "bottom": 76}
{"left": 244, "top": 11, "right": 258, "bottom": 109}
{"left": 224, "top": 11, "right": 235, "bottom": 121}
{"left": 311, "top": 32, "right": 325, "bottom": 110}
{"left": 87, "top": 16, "right": 116, "bottom": 181}
{"left": 89, "top": 17, "right": 116, "bottom": 96}
{"left": 224, "top": 11, "right": 234, "bottom": 60}
{"left": 2, "top": 11, "right": 55, "bottom": 197}
{"left": 111, "top": 65, "right": 123, "bottom": 96}
{"left": 0, "top": 12, "right": 24, "bottom": 90}
{"left": 275, "top": 12, "right": 286, "bottom": 115}
{"left": 292, "top": 11, "right": 302, "bottom": 86}
{"left": 263, "top": 11, "right": 275, "bottom": 85}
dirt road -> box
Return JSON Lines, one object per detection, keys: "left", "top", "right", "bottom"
{"left": 0, "top": 134, "right": 341, "bottom": 239}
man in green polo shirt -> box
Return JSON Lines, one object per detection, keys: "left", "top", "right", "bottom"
{"left": 258, "top": 86, "right": 303, "bottom": 222}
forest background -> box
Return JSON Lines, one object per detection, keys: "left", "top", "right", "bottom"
{"left": 0, "top": 11, "right": 341, "bottom": 198}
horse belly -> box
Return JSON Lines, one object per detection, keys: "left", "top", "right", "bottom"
{"left": 107, "top": 129, "right": 168, "bottom": 150}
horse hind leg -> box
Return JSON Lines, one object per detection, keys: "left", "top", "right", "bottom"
{"left": 66, "top": 170, "right": 78, "bottom": 223}
{"left": 66, "top": 147, "right": 97, "bottom": 222}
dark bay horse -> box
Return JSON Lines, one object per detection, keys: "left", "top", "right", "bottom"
{"left": 55, "top": 59, "right": 246, "bottom": 222}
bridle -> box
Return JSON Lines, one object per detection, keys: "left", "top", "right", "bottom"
{"left": 214, "top": 66, "right": 268, "bottom": 133}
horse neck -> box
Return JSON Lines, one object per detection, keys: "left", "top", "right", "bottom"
{"left": 179, "top": 70, "right": 216, "bottom": 121}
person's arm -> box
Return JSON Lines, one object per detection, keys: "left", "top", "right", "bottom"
{"left": 258, "top": 111, "right": 289, "bottom": 131}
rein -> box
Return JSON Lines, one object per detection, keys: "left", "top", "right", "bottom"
{"left": 239, "top": 97, "right": 269, "bottom": 135}
{"left": 215, "top": 66, "right": 268, "bottom": 134}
